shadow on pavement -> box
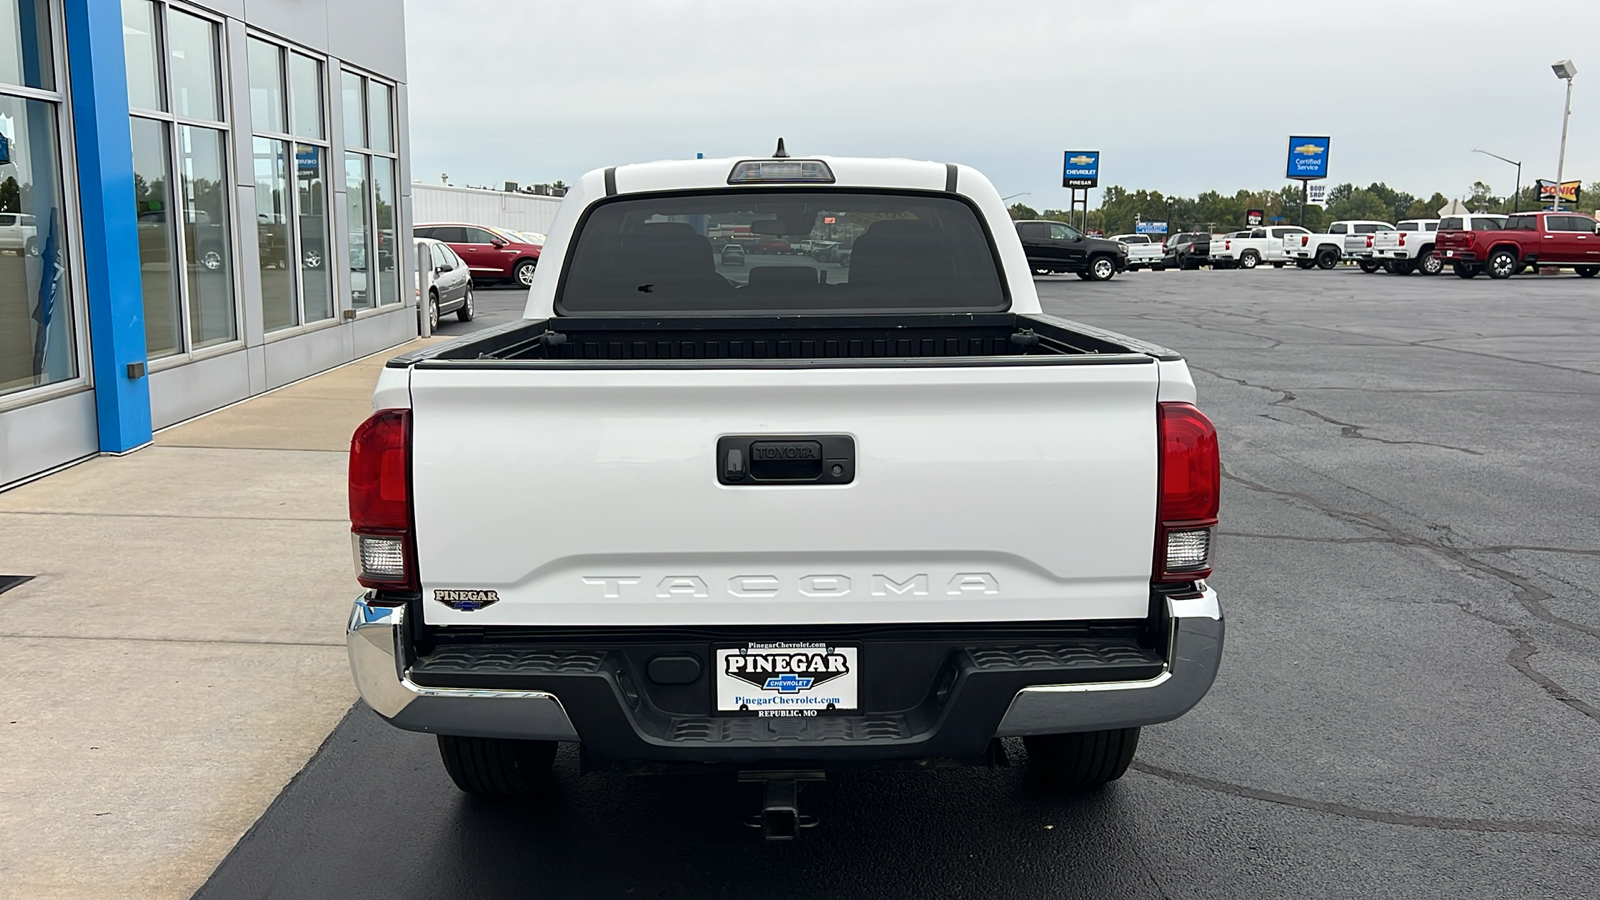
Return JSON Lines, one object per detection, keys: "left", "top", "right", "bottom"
{"left": 193, "top": 705, "right": 1157, "bottom": 899}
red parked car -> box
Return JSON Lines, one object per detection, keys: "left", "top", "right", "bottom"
{"left": 1435, "top": 211, "right": 1600, "bottom": 279}
{"left": 413, "top": 223, "right": 543, "bottom": 287}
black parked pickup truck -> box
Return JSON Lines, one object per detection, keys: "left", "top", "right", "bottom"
{"left": 1014, "top": 220, "right": 1127, "bottom": 281}
{"left": 1163, "top": 232, "right": 1212, "bottom": 270}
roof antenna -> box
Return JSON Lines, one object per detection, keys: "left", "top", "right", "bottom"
{"left": 773, "top": 137, "right": 789, "bottom": 159}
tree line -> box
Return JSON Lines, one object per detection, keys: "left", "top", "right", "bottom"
{"left": 1009, "top": 181, "right": 1600, "bottom": 236}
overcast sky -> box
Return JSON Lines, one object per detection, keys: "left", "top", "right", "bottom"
{"left": 403, "top": 0, "right": 1600, "bottom": 208}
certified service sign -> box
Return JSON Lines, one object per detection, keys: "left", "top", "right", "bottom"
{"left": 1286, "top": 136, "right": 1330, "bottom": 179}
{"left": 1062, "top": 151, "right": 1100, "bottom": 188}
{"left": 716, "top": 642, "right": 859, "bottom": 715}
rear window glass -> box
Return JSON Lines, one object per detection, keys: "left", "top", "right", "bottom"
{"left": 558, "top": 191, "right": 1007, "bottom": 314}
{"left": 1505, "top": 215, "right": 1539, "bottom": 230}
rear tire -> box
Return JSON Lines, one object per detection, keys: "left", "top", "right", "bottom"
{"left": 1025, "top": 728, "right": 1141, "bottom": 790}
{"left": 1315, "top": 248, "right": 1339, "bottom": 270}
{"left": 456, "top": 286, "right": 475, "bottom": 322}
{"left": 1416, "top": 250, "right": 1443, "bottom": 276}
{"left": 1271, "top": 261, "right": 1285, "bottom": 268}
{"left": 1453, "top": 263, "right": 1479, "bottom": 279}
{"left": 1358, "top": 260, "right": 1382, "bottom": 274}
{"left": 437, "top": 735, "right": 558, "bottom": 796}
{"left": 1295, "top": 259, "right": 1315, "bottom": 270}
{"left": 1487, "top": 249, "right": 1518, "bottom": 279}
{"left": 1239, "top": 250, "right": 1260, "bottom": 269}
{"left": 1577, "top": 266, "right": 1599, "bottom": 278}
{"left": 1075, "top": 271, "right": 1094, "bottom": 281}
{"left": 427, "top": 290, "right": 440, "bottom": 332}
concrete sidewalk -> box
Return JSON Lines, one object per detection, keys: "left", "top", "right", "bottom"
{"left": 0, "top": 341, "right": 435, "bottom": 899}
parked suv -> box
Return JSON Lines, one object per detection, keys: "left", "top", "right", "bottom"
{"left": 414, "top": 223, "right": 543, "bottom": 287}
{"left": 1436, "top": 211, "right": 1600, "bottom": 279}
{"left": 1015, "top": 219, "right": 1127, "bottom": 280}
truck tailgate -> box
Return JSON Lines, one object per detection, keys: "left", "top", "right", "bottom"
{"left": 409, "top": 361, "right": 1160, "bottom": 627}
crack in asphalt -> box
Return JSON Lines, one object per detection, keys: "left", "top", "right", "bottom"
{"left": 1222, "top": 469, "right": 1600, "bottom": 725}
{"left": 1131, "top": 762, "right": 1600, "bottom": 838}
{"left": 1192, "top": 365, "right": 1484, "bottom": 455}
{"left": 1221, "top": 532, "right": 1600, "bottom": 559}
{"left": 1136, "top": 299, "right": 1600, "bottom": 378}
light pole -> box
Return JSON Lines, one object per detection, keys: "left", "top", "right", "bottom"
{"left": 1552, "top": 59, "right": 1577, "bottom": 211}
{"left": 1472, "top": 149, "right": 1522, "bottom": 212}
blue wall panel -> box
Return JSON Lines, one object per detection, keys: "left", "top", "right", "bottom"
{"left": 63, "top": 0, "right": 152, "bottom": 452}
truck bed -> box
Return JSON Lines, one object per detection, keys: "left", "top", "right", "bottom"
{"left": 392, "top": 313, "right": 1177, "bottom": 368}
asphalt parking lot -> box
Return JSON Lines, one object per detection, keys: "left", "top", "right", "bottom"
{"left": 195, "top": 267, "right": 1600, "bottom": 900}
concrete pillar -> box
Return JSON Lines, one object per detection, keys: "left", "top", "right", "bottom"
{"left": 63, "top": 0, "right": 152, "bottom": 452}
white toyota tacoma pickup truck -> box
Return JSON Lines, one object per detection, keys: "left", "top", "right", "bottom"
{"left": 345, "top": 151, "right": 1224, "bottom": 837}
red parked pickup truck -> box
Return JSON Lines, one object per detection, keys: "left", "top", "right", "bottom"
{"left": 1436, "top": 211, "right": 1600, "bottom": 279}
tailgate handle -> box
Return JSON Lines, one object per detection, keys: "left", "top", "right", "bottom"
{"left": 718, "top": 435, "right": 855, "bottom": 485}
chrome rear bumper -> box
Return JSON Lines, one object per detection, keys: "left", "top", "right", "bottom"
{"left": 346, "top": 599, "right": 580, "bottom": 741}
{"left": 347, "top": 589, "right": 1222, "bottom": 745}
{"left": 993, "top": 589, "right": 1223, "bottom": 735}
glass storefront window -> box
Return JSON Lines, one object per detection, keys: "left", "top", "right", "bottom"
{"left": 120, "top": 0, "right": 162, "bottom": 110}
{"left": 345, "top": 155, "right": 370, "bottom": 309}
{"left": 341, "top": 71, "right": 363, "bottom": 150}
{"left": 370, "top": 155, "right": 397, "bottom": 305}
{"left": 288, "top": 53, "right": 322, "bottom": 140}
{"left": 0, "top": 0, "right": 53, "bottom": 91}
{"left": 296, "top": 144, "right": 332, "bottom": 322}
{"left": 0, "top": 94, "right": 76, "bottom": 396}
{"left": 130, "top": 116, "right": 180, "bottom": 359}
{"left": 366, "top": 81, "right": 392, "bottom": 153}
{"left": 246, "top": 37, "right": 283, "bottom": 135}
{"left": 166, "top": 9, "right": 220, "bottom": 121}
{"left": 253, "top": 138, "right": 293, "bottom": 332}
{"left": 177, "top": 125, "right": 233, "bottom": 347}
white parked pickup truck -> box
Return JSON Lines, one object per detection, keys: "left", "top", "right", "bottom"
{"left": 1287, "top": 219, "right": 1395, "bottom": 270}
{"left": 346, "top": 152, "right": 1224, "bottom": 838}
{"left": 1370, "top": 219, "right": 1441, "bottom": 275}
{"left": 1109, "top": 234, "right": 1166, "bottom": 271}
{"left": 1207, "top": 225, "right": 1310, "bottom": 269}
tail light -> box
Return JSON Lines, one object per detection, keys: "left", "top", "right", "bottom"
{"left": 1224, "top": 239, "right": 1231, "bottom": 251}
{"left": 1300, "top": 235, "right": 1309, "bottom": 247}
{"left": 349, "top": 409, "right": 417, "bottom": 590}
{"left": 1365, "top": 235, "right": 1374, "bottom": 248}
{"left": 1155, "top": 402, "right": 1219, "bottom": 582}
{"left": 1398, "top": 232, "right": 1407, "bottom": 247}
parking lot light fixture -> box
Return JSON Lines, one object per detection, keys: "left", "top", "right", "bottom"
{"left": 1552, "top": 60, "right": 1577, "bottom": 211}
{"left": 1472, "top": 149, "right": 1522, "bottom": 213}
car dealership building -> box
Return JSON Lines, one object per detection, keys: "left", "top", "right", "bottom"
{"left": 1, "top": 0, "right": 415, "bottom": 487}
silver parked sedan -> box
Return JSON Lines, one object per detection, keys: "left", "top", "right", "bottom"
{"left": 415, "top": 237, "right": 475, "bottom": 330}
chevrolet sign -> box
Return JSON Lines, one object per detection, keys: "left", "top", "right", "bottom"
{"left": 1286, "top": 136, "right": 1330, "bottom": 179}
{"left": 1062, "top": 150, "right": 1100, "bottom": 188}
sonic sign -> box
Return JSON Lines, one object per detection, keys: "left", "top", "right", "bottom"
{"left": 1286, "top": 136, "right": 1330, "bottom": 179}
{"left": 1063, "top": 151, "right": 1100, "bottom": 188}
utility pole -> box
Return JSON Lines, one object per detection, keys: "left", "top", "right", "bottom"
{"left": 1552, "top": 60, "right": 1577, "bottom": 211}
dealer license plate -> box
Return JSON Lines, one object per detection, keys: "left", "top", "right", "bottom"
{"left": 715, "top": 642, "right": 859, "bottom": 716}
